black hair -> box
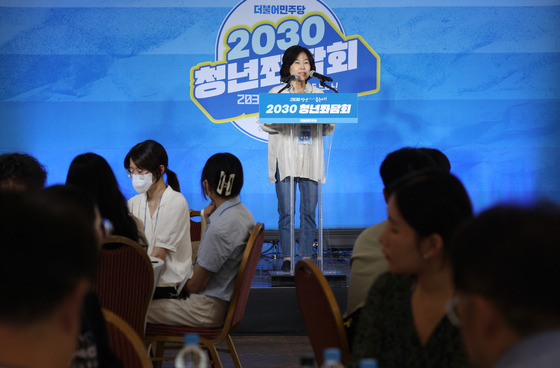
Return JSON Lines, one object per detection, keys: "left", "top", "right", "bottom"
{"left": 279, "top": 45, "right": 316, "bottom": 83}
{"left": 390, "top": 170, "right": 473, "bottom": 254}
{"left": 379, "top": 147, "right": 439, "bottom": 194}
{"left": 451, "top": 202, "right": 560, "bottom": 335}
{"left": 124, "top": 140, "right": 180, "bottom": 192}
{"left": 418, "top": 148, "right": 451, "bottom": 172}
{"left": 201, "top": 153, "right": 244, "bottom": 200}
{"left": 67, "top": 153, "right": 142, "bottom": 243}
{"left": 0, "top": 188, "right": 98, "bottom": 325}
{"left": 0, "top": 152, "right": 47, "bottom": 192}
{"left": 42, "top": 184, "right": 99, "bottom": 226}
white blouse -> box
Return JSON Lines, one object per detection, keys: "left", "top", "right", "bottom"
{"left": 260, "top": 82, "right": 335, "bottom": 183}
{"left": 128, "top": 186, "right": 192, "bottom": 287}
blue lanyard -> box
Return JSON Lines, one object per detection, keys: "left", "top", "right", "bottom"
{"left": 144, "top": 194, "right": 162, "bottom": 244}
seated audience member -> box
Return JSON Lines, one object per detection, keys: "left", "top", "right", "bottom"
{"left": 449, "top": 202, "right": 560, "bottom": 368}
{"left": 0, "top": 152, "right": 47, "bottom": 192}
{"left": 345, "top": 147, "right": 450, "bottom": 342}
{"left": 0, "top": 190, "right": 98, "bottom": 368}
{"left": 124, "top": 140, "right": 192, "bottom": 291}
{"left": 147, "top": 153, "right": 254, "bottom": 327}
{"left": 67, "top": 152, "right": 147, "bottom": 248}
{"left": 419, "top": 147, "right": 451, "bottom": 172}
{"left": 349, "top": 170, "right": 474, "bottom": 368}
{"left": 42, "top": 185, "right": 123, "bottom": 368}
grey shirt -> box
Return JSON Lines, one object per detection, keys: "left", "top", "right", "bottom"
{"left": 196, "top": 197, "right": 254, "bottom": 301}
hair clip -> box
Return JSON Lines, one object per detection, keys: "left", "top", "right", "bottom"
{"left": 216, "top": 171, "right": 226, "bottom": 195}
{"left": 216, "top": 171, "right": 235, "bottom": 196}
{"left": 225, "top": 173, "right": 235, "bottom": 196}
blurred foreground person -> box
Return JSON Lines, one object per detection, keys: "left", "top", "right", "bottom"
{"left": 42, "top": 185, "right": 123, "bottom": 367}
{"left": 0, "top": 152, "right": 47, "bottom": 192}
{"left": 345, "top": 147, "right": 448, "bottom": 344}
{"left": 0, "top": 191, "right": 98, "bottom": 368}
{"left": 349, "top": 171, "right": 474, "bottom": 368}
{"left": 450, "top": 202, "right": 560, "bottom": 368}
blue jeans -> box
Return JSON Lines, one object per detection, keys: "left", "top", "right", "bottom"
{"left": 275, "top": 169, "right": 318, "bottom": 258}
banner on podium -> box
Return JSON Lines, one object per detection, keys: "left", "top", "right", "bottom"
{"left": 259, "top": 93, "right": 358, "bottom": 124}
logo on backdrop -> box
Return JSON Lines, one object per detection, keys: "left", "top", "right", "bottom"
{"left": 189, "top": 0, "right": 380, "bottom": 142}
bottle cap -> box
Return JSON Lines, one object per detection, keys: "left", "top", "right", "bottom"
{"left": 324, "top": 348, "right": 341, "bottom": 362}
{"left": 184, "top": 333, "right": 199, "bottom": 346}
{"left": 359, "top": 358, "right": 378, "bottom": 368}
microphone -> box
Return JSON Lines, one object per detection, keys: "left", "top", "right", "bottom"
{"left": 309, "top": 70, "right": 333, "bottom": 82}
{"left": 281, "top": 74, "right": 298, "bottom": 83}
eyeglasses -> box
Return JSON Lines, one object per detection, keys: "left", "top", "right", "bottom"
{"left": 126, "top": 167, "right": 148, "bottom": 178}
{"left": 445, "top": 295, "right": 461, "bottom": 327}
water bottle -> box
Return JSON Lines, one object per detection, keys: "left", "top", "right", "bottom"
{"left": 321, "top": 348, "right": 344, "bottom": 368}
{"left": 175, "top": 333, "right": 208, "bottom": 368}
{"left": 359, "top": 358, "right": 378, "bottom": 368}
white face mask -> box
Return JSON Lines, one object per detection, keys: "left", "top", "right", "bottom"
{"left": 132, "top": 173, "right": 153, "bottom": 194}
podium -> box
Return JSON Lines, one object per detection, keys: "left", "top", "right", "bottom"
{"left": 260, "top": 93, "right": 358, "bottom": 278}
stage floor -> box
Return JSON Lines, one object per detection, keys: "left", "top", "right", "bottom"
{"left": 232, "top": 240, "right": 353, "bottom": 334}
{"left": 252, "top": 241, "right": 352, "bottom": 288}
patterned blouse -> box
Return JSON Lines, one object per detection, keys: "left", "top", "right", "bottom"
{"left": 348, "top": 272, "right": 474, "bottom": 368}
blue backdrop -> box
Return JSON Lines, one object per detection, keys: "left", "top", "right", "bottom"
{"left": 1, "top": 0, "right": 559, "bottom": 230}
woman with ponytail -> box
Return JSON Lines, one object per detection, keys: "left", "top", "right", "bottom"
{"left": 124, "top": 140, "right": 192, "bottom": 296}
{"left": 147, "top": 152, "right": 254, "bottom": 327}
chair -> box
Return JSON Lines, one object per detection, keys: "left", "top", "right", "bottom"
{"left": 145, "top": 222, "right": 265, "bottom": 368}
{"left": 102, "top": 308, "right": 152, "bottom": 368}
{"left": 189, "top": 209, "right": 206, "bottom": 259}
{"left": 294, "top": 259, "right": 350, "bottom": 367}
{"left": 93, "top": 235, "right": 154, "bottom": 337}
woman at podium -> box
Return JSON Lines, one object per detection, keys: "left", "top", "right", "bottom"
{"left": 260, "top": 45, "right": 335, "bottom": 272}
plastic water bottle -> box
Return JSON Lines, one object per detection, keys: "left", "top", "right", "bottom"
{"left": 175, "top": 334, "right": 208, "bottom": 368}
{"left": 359, "top": 358, "right": 378, "bottom": 368}
{"left": 321, "top": 348, "right": 344, "bottom": 368}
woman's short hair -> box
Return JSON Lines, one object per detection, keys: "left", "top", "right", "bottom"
{"left": 390, "top": 170, "right": 473, "bottom": 252}
{"left": 201, "top": 153, "right": 244, "bottom": 199}
{"left": 279, "top": 45, "right": 316, "bottom": 82}
{"left": 124, "top": 140, "right": 180, "bottom": 192}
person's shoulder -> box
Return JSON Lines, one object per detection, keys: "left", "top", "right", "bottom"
{"left": 214, "top": 201, "right": 254, "bottom": 232}
{"left": 231, "top": 198, "right": 251, "bottom": 213}
{"left": 164, "top": 186, "right": 186, "bottom": 199}
{"left": 219, "top": 199, "right": 254, "bottom": 224}
{"left": 356, "top": 221, "right": 386, "bottom": 242}
{"left": 352, "top": 221, "right": 386, "bottom": 254}
{"left": 128, "top": 193, "right": 143, "bottom": 205}
{"left": 237, "top": 203, "right": 255, "bottom": 227}
{"left": 162, "top": 186, "right": 188, "bottom": 208}
{"left": 373, "top": 272, "right": 411, "bottom": 293}
{"left": 269, "top": 84, "right": 285, "bottom": 93}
